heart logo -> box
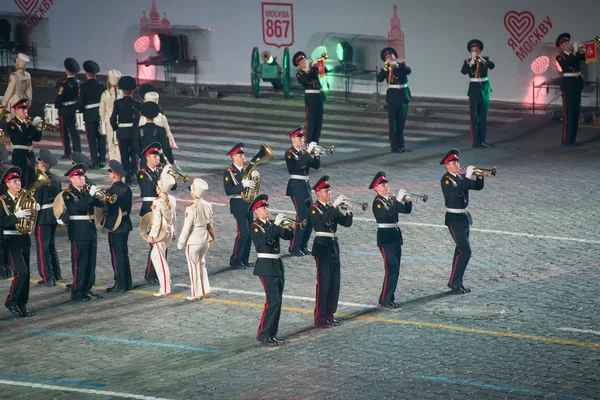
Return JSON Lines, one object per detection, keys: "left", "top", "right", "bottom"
{"left": 14, "top": 0, "right": 39, "bottom": 16}
{"left": 504, "top": 10, "right": 535, "bottom": 44}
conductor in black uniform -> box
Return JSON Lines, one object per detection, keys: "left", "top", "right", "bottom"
{"left": 223, "top": 143, "right": 255, "bottom": 270}
{"left": 55, "top": 57, "right": 81, "bottom": 159}
{"left": 1, "top": 167, "right": 34, "bottom": 317}
{"left": 285, "top": 126, "right": 320, "bottom": 257}
{"left": 309, "top": 176, "right": 353, "bottom": 327}
{"left": 78, "top": 60, "right": 106, "bottom": 168}
{"left": 105, "top": 160, "right": 133, "bottom": 292}
{"left": 135, "top": 101, "right": 173, "bottom": 168}
{"left": 370, "top": 171, "right": 412, "bottom": 308}
{"left": 377, "top": 47, "right": 412, "bottom": 153}
{"left": 110, "top": 76, "right": 140, "bottom": 185}
{"left": 7, "top": 98, "right": 43, "bottom": 187}
{"left": 440, "top": 149, "right": 483, "bottom": 294}
{"left": 62, "top": 163, "right": 104, "bottom": 301}
{"left": 34, "top": 148, "right": 62, "bottom": 286}
{"left": 556, "top": 33, "right": 586, "bottom": 147}
{"left": 249, "top": 194, "right": 293, "bottom": 346}
{"left": 294, "top": 51, "right": 326, "bottom": 144}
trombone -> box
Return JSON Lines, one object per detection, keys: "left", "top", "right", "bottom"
{"left": 85, "top": 184, "right": 117, "bottom": 204}
{"left": 341, "top": 199, "right": 369, "bottom": 211}
{"left": 460, "top": 166, "right": 497, "bottom": 177}
{"left": 160, "top": 163, "right": 190, "bottom": 183}
{"left": 270, "top": 214, "right": 307, "bottom": 229}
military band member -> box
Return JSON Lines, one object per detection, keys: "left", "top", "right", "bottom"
{"left": 0, "top": 146, "right": 9, "bottom": 280}
{"left": 2, "top": 53, "right": 32, "bottom": 119}
{"left": 1, "top": 167, "right": 34, "bottom": 317}
{"left": 294, "top": 51, "right": 326, "bottom": 144}
{"left": 461, "top": 40, "right": 495, "bottom": 148}
{"left": 285, "top": 126, "right": 320, "bottom": 256}
{"left": 105, "top": 160, "right": 133, "bottom": 292}
{"left": 62, "top": 163, "right": 105, "bottom": 301}
{"left": 55, "top": 58, "right": 81, "bottom": 159}
{"left": 34, "top": 148, "right": 62, "bottom": 286}
{"left": 7, "top": 98, "right": 43, "bottom": 187}
{"left": 223, "top": 143, "right": 256, "bottom": 269}
{"left": 377, "top": 47, "right": 412, "bottom": 153}
{"left": 146, "top": 171, "right": 177, "bottom": 297}
{"left": 140, "top": 91, "right": 178, "bottom": 149}
{"left": 440, "top": 149, "right": 484, "bottom": 294}
{"left": 178, "top": 178, "right": 215, "bottom": 300}
{"left": 135, "top": 101, "right": 173, "bottom": 169}
{"left": 110, "top": 76, "right": 140, "bottom": 186}
{"left": 78, "top": 60, "right": 106, "bottom": 169}
{"left": 99, "top": 69, "right": 123, "bottom": 162}
{"left": 309, "top": 176, "right": 353, "bottom": 327}
{"left": 249, "top": 194, "right": 293, "bottom": 346}
{"left": 370, "top": 171, "right": 412, "bottom": 308}
{"left": 556, "top": 33, "right": 586, "bottom": 147}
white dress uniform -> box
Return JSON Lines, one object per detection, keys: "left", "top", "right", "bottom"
{"left": 2, "top": 54, "right": 32, "bottom": 120}
{"left": 138, "top": 92, "right": 178, "bottom": 149}
{"left": 99, "top": 70, "right": 123, "bottom": 162}
{"left": 178, "top": 178, "right": 213, "bottom": 299}
{"left": 149, "top": 173, "right": 177, "bottom": 296}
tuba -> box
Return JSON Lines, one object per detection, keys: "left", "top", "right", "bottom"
{"left": 241, "top": 144, "right": 274, "bottom": 203}
{"left": 15, "top": 169, "right": 51, "bottom": 234}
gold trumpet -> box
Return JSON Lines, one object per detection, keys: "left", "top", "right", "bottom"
{"left": 270, "top": 214, "right": 307, "bottom": 230}
{"left": 307, "top": 53, "right": 328, "bottom": 70}
{"left": 85, "top": 184, "right": 117, "bottom": 204}
{"left": 26, "top": 116, "right": 56, "bottom": 133}
{"left": 460, "top": 166, "right": 497, "bottom": 177}
{"left": 159, "top": 163, "right": 190, "bottom": 183}
{"left": 384, "top": 61, "right": 397, "bottom": 71}
{"left": 473, "top": 54, "right": 484, "bottom": 64}
{"left": 576, "top": 37, "right": 600, "bottom": 52}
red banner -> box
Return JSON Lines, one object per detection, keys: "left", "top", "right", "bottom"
{"left": 585, "top": 43, "right": 597, "bottom": 64}
{"left": 317, "top": 59, "right": 325, "bottom": 79}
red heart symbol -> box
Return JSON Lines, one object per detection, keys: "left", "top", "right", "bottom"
{"left": 14, "top": 0, "right": 39, "bottom": 16}
{"left": 504, "top": 10, "right": 535, "bottom": 44}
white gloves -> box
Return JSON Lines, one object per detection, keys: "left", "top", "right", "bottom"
{"left": 242, "top": 179, "right": 256, "bottom": 189}
{"left": 572, "top": 41, "right": 582, "bottom": 52}
{"left": 465, "top": 166, "right": 476, "bottom": 180}
{"left": 56, "top": 218, "right": 65, "bottom": 226}
{"left": 32, "top": 116, "right": 43, "bottom": 128}
{"left": 307, "top": 141, "right": 317, "bottom": 155}
{"left": 35, "top": 203, "right": 41, "bottom": 211}
{"left": 250, "top": 170, "right": 260, "bottom": 178}
{"left": 274, "top": 213, "right": 286, "bottom": 227}
{"left": 177, "top": 244, "right": 184, "bottom": 250}
{"left": 15, "top": 209, "right": 31, "bottom": 219}
{"left": 397, "top": 189, "right": 407, "bottom": 201}
{"left": 333, "top": 195, "right": 347, "bottom": 208}
{"left": 89, "top": 185, "right": 99, "bottom": 197}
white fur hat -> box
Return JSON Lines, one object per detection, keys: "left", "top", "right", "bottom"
{"left": 144, "top": 91, "right": 159, "bottom": 103}
{"left": 190, "top": 178, "right": 208, "bottom": 200}
{"left": 157, "top": 171, "right": 176, "bottom": 193}
{"left": 15, "top": 53, "right": 30, "bottom": 69}
{"left": 107, "top": 69, "right": 122, "bottom": 86}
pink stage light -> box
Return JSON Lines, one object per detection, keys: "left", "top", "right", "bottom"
{"left": 134, "top": 36, "right": 150, "bottom": 53}
{"left": 153, "top": 34, "right": 161, "bottom": 51}
{"left": 530, "top": 56, "right": 549, "bottom": 75}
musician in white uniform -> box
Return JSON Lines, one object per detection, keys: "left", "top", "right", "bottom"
{"left": 99, "top": 70, "right": 123, "bottom": 162}
{"left": 2, "top": 54, "right": 32, "bottom": 120}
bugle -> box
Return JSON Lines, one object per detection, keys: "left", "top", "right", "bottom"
{"left": 160, "top": 163, "right": 190, "bottom": 183}
{"left": 85, "top": 184, "right": 117, "bottom": 204}
{"left": 341, "top": 199, "right": 369, "bottom": 211}
{"left": 270, "top": 214, "right": 307, "bottom": 229}
{"left": 401, "top": 193, "right": 428, "bottom": 203}
{"left": 460, "top": 166, "right": 497, "bottom": 177}
{"left": 313, "top": 144, "right": 335, "bottom": 156}
{"left": 26, "top": 116, "right": 57, "bottom": 133}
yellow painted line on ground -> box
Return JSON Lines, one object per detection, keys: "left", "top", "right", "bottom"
{"left": 26, "top": 279, "right": 600, "bottom": 350}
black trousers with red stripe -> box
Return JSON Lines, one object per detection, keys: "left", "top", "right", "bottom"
{"left": 230, "top": 211, "right": 252, "bottom": 266}
{"left": 387, "top": 102, "right": 409, "bottom": 150}
{"left": 35, "top": 224, "right": 61, "bottom": 283}
{"left": 289, "top": 196, "right": 313, "bottom": 252}
{"left": 305, "top": 93, "right": 324, "bottom": 144}
{"left": 468, "top": 94, "right": 489, "bottom": 146}
{"left": 379, "top": 245, "right": 401, "bottom": 305}
{"left": 118, "top": 138, "right": 138, "bottom": 178}
{"left": 59, "top": 115, "right": 81, "bottom": 157}
{"left": 561, "top": 89, "right": 582, "bottom": 145}
{"left": 447, "top": 224, "right": 471, "bottom": 287}
{"left": 4, "top": 236, "right": 31, "bottom": 307}
{"left": 85, "top": 120, "right": 106, "bottom": 165}
{"left": 314, "top": 249, "right": 341, "bottom": 324}
{"left": 108, "top": 232, "right": 132, "bottom": 290}
{"left": 71, "top": 239, "right": 97, "bottom": 298}
{"left": 257, "top": 275, "right": 284, "bottom": 339}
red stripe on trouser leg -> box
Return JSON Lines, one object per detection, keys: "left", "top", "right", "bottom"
{"left": 380, "top": 247, "right": 388, "bottom": 303}
{"left": 156, "top": 245, "right": 169, "bottom": 294}
{"left": 37, "top": 226, "right": 46, "bottom": 282}
{"left": 73, "top": 242, "right": 79, "bottom": 290}
{"left": 60, "top": 116, "right": 66, "bottom": 148}
{"left": 448, "top": 227, "right": 460, "bottom": 285}
{"left": 109, "top": 233, "right": 118, "bottom": 289}
{"left": 6, "top": 251, "right": 16, "bottom": 302}
{"left": 187, "top": 245, "right": 195, "bottom": 298}
{"left": 289, "top": 198, "right": 298, "bottom": 250}
{"left": 314, "top": 257, "right": 320, "bottom": 323}
{"left": 257, "top": 277, "right": 268, "bottom": 339}
{"left": 232, "top": 215, "right": 240, "bottom": 261}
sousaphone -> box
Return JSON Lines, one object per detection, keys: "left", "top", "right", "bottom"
{"left": 139, "top": 212, "right": 167, "bottom": 242}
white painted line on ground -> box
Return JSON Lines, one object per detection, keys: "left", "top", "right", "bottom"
{"left": 558, "top": 327, "right": 600, "bottom": 336}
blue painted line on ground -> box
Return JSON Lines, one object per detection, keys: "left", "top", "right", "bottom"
{"left": 418, "top": 376, "right": 593, "bottom": 400}
{"left": 0, "top": 373, "right": 105, "bottom": 388}
{"left": 25, "top": 329, "right": 221, "bottom": 354}
{"left": 342, "top": 249, "right": 516, "bottom": 269}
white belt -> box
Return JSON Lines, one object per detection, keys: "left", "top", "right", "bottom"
{"left": 289, "top": 175, "right": 309, "bottom": 181}
{"left": 305, "top": 89, "right": 322, "bottom": 94}
{"left": 562, "top": 72, "right": 581, "bottom": 77}
{"left": 118, "top": 123, "right": 133, "bottom": 127}
{"left": 41, "top": 204, "right": 53, "bottom": 210}
{"left": 62, "top": 100, "right": 77, "bottom": 106}
{"left": 142, "top": 197, "right": 155, "bottom": 202}
{"left": 446, "top": 208, "right": 468, "bottom": 214}
{"left": 378, "top": 223, "right": 398, "bottom": 228}
{"left": 193, "top": 226, "right": 207, "bottom": 231}
{"left": 12, "top": 145, "right": 32, "bottom": 151}
{"left": 257, "top": 253, "right": 280, "bottom": 259}
{"left": 387, "top": 84, "right": 408, "bottom": 89}
{"left": 84, "top": 103, "right": 100, "bottom": 109}
{"left": 470, "top": 77, "right": 488, "bottom": 82}
{"left": 231, "top": 195, "right": 242, "bottom": 199}
{"left": 315, "top": 232, "right": 336, "bottom": 238}
{"left": 3, "top": 230, "right": 27, "bottom": 235}
{"left": 70, "top": 215, "right": 93, "bottom": 220}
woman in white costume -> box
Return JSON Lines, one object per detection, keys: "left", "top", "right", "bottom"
{"left": 99, "top": 69, "right": 123, "bottom": 161}
{"left": 138, "top": 91, "right": 179, "bottom": 149}
{"left": 2, "top": 53, "right": 32, "bottom": 120}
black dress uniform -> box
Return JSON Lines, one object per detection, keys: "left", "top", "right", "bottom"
{"left": 249, "top": 194, "right": 294, "bottom": 346}
{"left": 294, "top": 52, "right": 326, "bottom": 144}
{"left": 0, "top": 146, "right": 9, "bottom": 280}
{"left": 135, "top": 102, "right": 174, "bottom": 168}
{"left": 7, "top": 99, "right": 42, "bottom": 187}
{"left": 55, "top": 58, "right": 81, "bottom": 158}
{"left": 105, "top": 160, "right": 133, "bottom": 292}
{"left": 223, "top": 143, "right": 253, "bottom": 269}
{"left": 78, "top": 61, "right": 106, "bottom": 168}
{"left": 555, "top": 33, "right": 586, "bottom": 147}
{"left": 1, "top": 167, "right": 34, "bottom": 317}
{"left": 62, "top": 164, "right": 104, "bottom": 301}
{"left": 110, "top": 76, "right": 140, "bottom": 184}
{"left": 377, "top": 48, "right": 412, "bottom": 152}
{"left": 461, "top": 40, "right": 495, "bottom": 148}
{"left": 309, "top": 176, "right": 353, "bottom": 326}
{"left": 440, "top": 149, "right": 484, "bottom": 294}
{"left": 285, "top": 127, "right": 320, "bottom": 255}
{"left": 370, "top": 172, "right": 412, "bottom": 308}
{"left": 33, "top": 148, "right": 62, "bottom": 285}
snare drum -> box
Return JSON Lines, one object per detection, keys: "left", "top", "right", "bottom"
{"left": 45, "top": 103, "right": 86, "bottom": 131}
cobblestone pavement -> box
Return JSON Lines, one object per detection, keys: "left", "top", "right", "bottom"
{"left": 0, "top": 89, "right": 599, "bottom": 400}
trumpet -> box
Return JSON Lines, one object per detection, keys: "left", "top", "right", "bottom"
{"left": 384, "top": 61, "right": 397, "bottom": 71}
{"left": 401, "top": 193, "right": 428, "bottom": 203}
{"left": 473, "top": 54, "right": 485, "bottom": 64}
{"left": 26, "top": 116, "right": 56, "bottom": 133}
{"left": 306, "top": 53, "right": 328, "bottom": 70}
{"left": 85, "top": 184, "right": 117, "bottom": 204}
{"left": 270, "top": 214, "right": 307, "bottom": 230}
{"left": 576, "top": 37, "right": 600, "bottom": 52}
{"left": 460, "top": 166, "right": 497, "bottom": 177}
{"left": 340, "top": 199, "right": 369, "bottom": 211}
{"left": 313, "top": 144, "right": 335, "bottom": 156}
{"left": 160, "top": 163, "right": 190, "bottom": 183}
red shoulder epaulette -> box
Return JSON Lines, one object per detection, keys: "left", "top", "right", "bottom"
{"left": 312, "top": 202, "right": 319, "bottom": 207}
{"left": 0, "top": 195, "right": 5, "bottom": 200}
{"left": 140, "top": 167, "right": 147, "bottom": 172}
{"left": 187, "top": 202, "right": 194, "bottom": 207}
{"left": 253, "top": 220, "right": 260, "bottom": 226}
{"left": 227, "top": 166, "right": 233, "bottom": 172}
{"left": 66, "top": 188, "right": 72, "bottom": 192}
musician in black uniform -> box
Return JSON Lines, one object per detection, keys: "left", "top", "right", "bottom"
{"left": 294, "top": 51, "right": 326, "bottom": 144}
{"left": 110, "top": 76, "right": 140, "bottom": 186}
{"left": 7, "top": 98, "right": 43, "bottom": 187}
{"left": 0, "top": 167, "right": 34, "bottom": 316}
{"left": 105, "top": 160, "right": 133, "bottom": 292}
{"left": 78, "top": 60, "right": 106, "bottom": 169}
{"left": 440, "top": 149, "right": 484, "bottom": 294}
{"left": 135, "top": 101, "right": 173, "bottom": 168}
{"left": 55, "top": 58, "right": 81, "bottom": 159}
{"left": 309, "top": 176, "right": 353, "bottom": 327}
{"left": 461, "top": 40, "right": 495, "bottom": 148}
{"left": 377, "top": 47, "right": 412, "bottom": 153}
{"left": 285, "top": 126, "right": 320, "bottom": 256}
{"left": 33, "top": 148, "right": 62, "bottom": 286}
{"left": 62, "top": 163, "right": 105, "bottom": 301}
{"left": 556, "top": 33, "right": 586, "bottom": 147}
{"left": 370, "top": 171, "right": 412, "bottom": 308}
{"left": 223, "top": 143, "right": 256, "bottom": 270}
{"left": 249, "top": 194, "right": 294, "bottom": 346}
{"left": 0, "top": 146, "right": 8, "bottom": 280}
